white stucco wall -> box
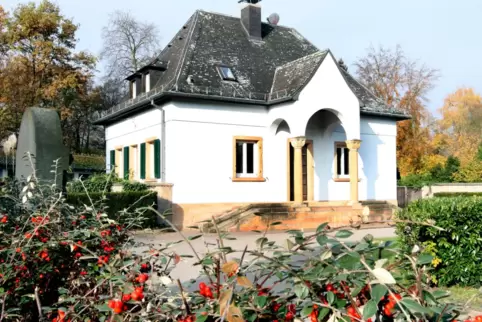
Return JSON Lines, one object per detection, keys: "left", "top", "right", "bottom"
{"left": 164, "top": 101, "right": 289, "bottom": 204}
{"left": 105, "top": 105, "right": 166, "bottom": 179}
{"left": 359, "top": 117, "right": 398, "bottom": 201}
{"left": 268, "top": 53, "right": 361, "bottom": 140}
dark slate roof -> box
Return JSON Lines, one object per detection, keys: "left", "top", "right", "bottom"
{"left": 94, "top": 10, "right": 409, "bottom": 125}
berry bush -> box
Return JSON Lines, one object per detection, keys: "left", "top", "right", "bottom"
{"left": 0, "top": 174, "right": 479, "bottom": 321}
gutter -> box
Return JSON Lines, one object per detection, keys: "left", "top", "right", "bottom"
{"left": 150, "top": 100, "right": 166, "bottom": 182}
{"left": 95, "top": 91, "right": 293, "bottom": 126}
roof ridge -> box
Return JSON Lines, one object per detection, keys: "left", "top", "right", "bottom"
{"left": 197, "top": 9, "right": 295, "bottom": 30}
{"left": 270, "top": 50, "right": 329, "bottom": 95}
{"left": 174, "top": 11, "right": 201, "bottom": 85}
{"left": 276, "top": 50, "right": 328, "bottom": 70}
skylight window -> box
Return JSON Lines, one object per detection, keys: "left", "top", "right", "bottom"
{"left": 218, "top": 66, "right": 236, "bottom": 81}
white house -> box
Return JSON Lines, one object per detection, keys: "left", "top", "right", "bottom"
{"left": 94, "top": 3, "right": 409, "bottom": 229}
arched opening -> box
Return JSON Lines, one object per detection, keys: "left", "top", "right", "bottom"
{"left": 270, "top": 118, "right": 291, "bottom": 136}
{"left": 304, "top": 109, "right": 349, "bottom": 201}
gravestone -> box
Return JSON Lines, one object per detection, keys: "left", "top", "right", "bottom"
{"left": 15, "top": 107, "right": 70, "bottom": 189}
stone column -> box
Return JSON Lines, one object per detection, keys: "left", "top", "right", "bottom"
{"left": 346, "top": 140, "right": 362, "bottom": 203}
{"left": 291, "top": 136, "right": 306, "bottom": 203}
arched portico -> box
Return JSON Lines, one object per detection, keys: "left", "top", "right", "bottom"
{"left": 269, "top": 108, "right": 362, "bottom": 204}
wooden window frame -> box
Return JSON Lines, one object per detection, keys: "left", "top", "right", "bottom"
{"left": 232, "top": 136, "right": 265, "bottom": 182}
{"left": 114, "top": 146, "right": 123, "bottom": 178}
{"left": 144, "top": 137, "right": 160, "bottom": 181}
{"left": 129, "top": 144, "right": 138, "bottom": 180}
{"left": 334, "top": 142, "right": 351, "bottom": 182}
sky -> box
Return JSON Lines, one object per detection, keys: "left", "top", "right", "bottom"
{"left": 3, "top": 0, "right": 482, "bottom": 115}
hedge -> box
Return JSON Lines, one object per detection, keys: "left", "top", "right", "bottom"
{"left": 434, "top": 192, "right": 482, "bottom": 197}
{"left": 66, "top": 191, "right": 158, "bottom": 228}
{"left": 396, "top": 196, "right": 482, "bottom": 287}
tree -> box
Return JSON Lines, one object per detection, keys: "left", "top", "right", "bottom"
{"left": 0, "top": 1, "right": 96, "bottom": 142}
{"left": 100, "top": 11, "right": 161, "bottom": 80}
{"left": 436, "top": 88, "right": 482, "bottom": 165}
{"left": 354, "top": 45, "right": 439, "bottom": 176}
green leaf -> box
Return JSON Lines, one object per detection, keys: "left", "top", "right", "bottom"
{"left": 317, "top": 235, "right": 328, "bottom": 246}
{"left": 371, "top": 284, "right": 387, "bottom": 304}
{"left": 316, "top": 223, "right": 329, "bottom": 233}
{"left": 188, "top": 234, "right": 202, "bottom": 241}
{"left": 363, "top": 300, "right": 377, "bottom": 320}
{"left": 95, "top": 303, "right": 111, "bottom": 312}
{"left": 195, "top": 314, "right": 208, "bottom": 322}
{"left": 354, "top": 242, "right": 369, "bottom": 252}
{"left": 318, "top": 308, "right": 331, "bottom": 320}
{"left": 335, "top": 230, "right": 354, "bottom": 238}
{"left": 256, "top": 237, "right": 268, "bottom": 248}
{"left": 255, "top": 296, "right": 268, "bottom": 308}
{"left": 270, "top": 221, "right": 283, "bottom": 226}
{"left": 431, "top": 290, "right": 449, "bottom": 299}
{"left": 294, "top": 284, "right": 309, "bottom": 299}
{"left": 400, "top": 299, "right": 432, "bottom": 314}
{"left": 417, "top": 254, "right": 434, "bottom": 265}
{"left": 327, "top": 291, "right": 335, "bottom": 304}
{"left": 301, "top": 305, "right": 313, "bottom": 317}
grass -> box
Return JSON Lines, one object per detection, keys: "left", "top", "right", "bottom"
{"left": 442, "top": 286, "right": 482, "bottom": 312}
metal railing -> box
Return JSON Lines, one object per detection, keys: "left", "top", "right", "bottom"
{"left": 94, "top": 79, "right": 293, "bottom": 121}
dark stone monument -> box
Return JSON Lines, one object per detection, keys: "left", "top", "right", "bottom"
{"left": 15, "top": 107, "right": 71, "bottom": 189}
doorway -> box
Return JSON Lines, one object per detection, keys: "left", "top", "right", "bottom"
{"left": 287, "top": 139, "right": 314, "bottom": 202}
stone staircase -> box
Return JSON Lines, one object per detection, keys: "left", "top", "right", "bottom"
{"left": 199, "top": 200, "right": 396, "bottom": 233}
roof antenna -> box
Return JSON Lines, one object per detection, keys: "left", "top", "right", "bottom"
{"left": 267, "top": 13, "right": 280, "bottom": 25}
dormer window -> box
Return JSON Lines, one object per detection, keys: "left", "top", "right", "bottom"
{"left": 145, "top": 73, "right": 151, "bottom": 92}
{"left": 132, "top": 81, "right": 137, "bottom": 98}
{"left": 218, "top": 66, "right": 236, "bottom": 81}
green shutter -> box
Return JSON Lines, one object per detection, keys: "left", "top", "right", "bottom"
{"left": 123, "top": 147, "right": 130, "bottom": 180}
{"left": 110, "top": 150, "right": 115, "bottom": 171}
{"left": 140, "top": 143, "right": 146, "bottom": 179}
{"left": 154, "top": 139, "right": 161, "bottom": 179}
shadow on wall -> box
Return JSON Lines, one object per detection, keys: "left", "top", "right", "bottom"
{"left": 306, "top": 110, "right": 344, "bottom": 201}
{"left": 359, "top": 123, "right": 384, "bottom": 201}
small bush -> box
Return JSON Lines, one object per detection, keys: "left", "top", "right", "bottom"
{"left": 434, "top": 192, "right": 482, "bottom": 197}
{"left": 122, "top": 180, "right": 148, "bottom": 192}
{"left": 396, "top": 196, "right": 482, "bottom": 286}
{"left": 67, "top": 173, "right": 118, "bottom": 193}
{"left": 66, "top": 191, "right": 158, "bottom": 228}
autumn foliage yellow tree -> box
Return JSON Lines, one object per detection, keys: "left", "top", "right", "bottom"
{"left": 0, "top": 1, "right": 96, "bottom": 143}
{"left": 355, "top": 45, "right": 439, "bottom": 176}
{"left": 436, "top": 88, "right": 482, "bottom": 165}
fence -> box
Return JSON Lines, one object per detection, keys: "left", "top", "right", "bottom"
{"left": 397, "top": 186, "right": 422, "bottom": 208}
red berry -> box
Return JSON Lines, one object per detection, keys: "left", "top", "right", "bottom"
{"left": 122, "top": 294, "right": 131, "bottom": 302}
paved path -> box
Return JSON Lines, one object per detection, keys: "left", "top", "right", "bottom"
{"left": 133, "top": 227, "right": 396, "bottom": 282}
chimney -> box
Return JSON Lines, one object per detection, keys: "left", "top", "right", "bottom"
{"left": 241, "top": 3, "right": 262, "bottom": 40}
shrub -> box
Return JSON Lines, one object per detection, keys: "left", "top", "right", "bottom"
{"left": 67, "top": 173, "right": 118, "bottom": 193}
{"left": 396, "top": 196, "right": 482, "bottom": 287}
{"left": 434, "top": 192, "right": 482, "bottom": 197}
{"left": 0, "top": 176, "right": 475, "bottom": 321}
{"left": 122, "top": 180, "right": 148, "bottom": 192}
{"left": 66, "top": 191, "right": 158, "bottom": 228}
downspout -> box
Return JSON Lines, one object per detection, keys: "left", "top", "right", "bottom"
{"left": 151, "top": 100, "right": 166, "bottom": 182}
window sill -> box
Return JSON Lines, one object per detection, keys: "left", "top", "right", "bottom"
{"left": 232, "top": 177, "right": 266, "bottom": 182}
{"left": 333, "top": 178, "right": 361, "bottom": 183}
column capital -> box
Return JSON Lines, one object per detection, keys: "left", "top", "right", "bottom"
{"left": 290, "top": 136, "right": 306, "bottom": 149}
{"left": 346, "top": 139, "right": 362, "bottom": 150}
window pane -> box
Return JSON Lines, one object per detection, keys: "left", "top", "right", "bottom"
{"left": 236, "top": 143, "right": 243, "bottom": 174}
{"left": 344, "top": 148, "right": 350, "bottom": 175}
{"left": 220, "top": 67, "right": 235, "bottom": 80}
{"left": 246, "top": 143, "right": 254, "bottom": 174}
{"left": 336, "top": 147, "right": 342, "bottom": 175}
